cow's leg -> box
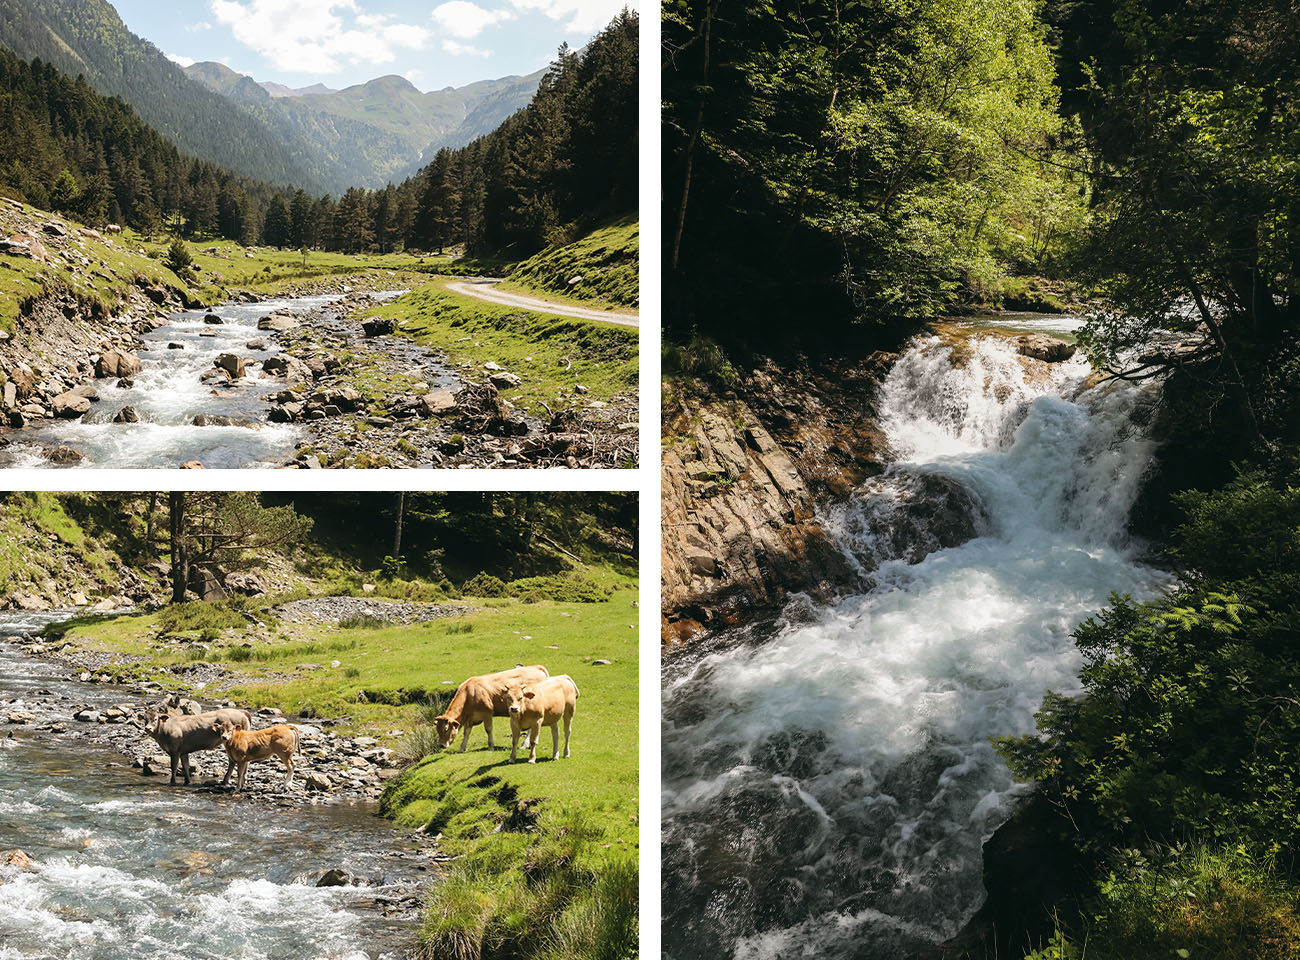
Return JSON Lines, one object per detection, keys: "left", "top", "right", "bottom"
{"left": 169, "top": 751, "right": 179, "bottom": 786}
{"left": 222, "top": 751, "right": 235, "bottom": 786}
{"left": 458, "top": 721, "right": 472, "bottom": 753}
{"left": 485, "top": 717, "right": 495, "bottom": 750}
{"left": 510, "top": 716, "right": 521, "bottom": 763}
{"left": 562, "top": 712, "right": 572, "bottom": 759}
{"left": 283, "top": 751, "right": 295, "bottom": 788}
{"left": 549, "top": 722, "right": 559, "bottom": 760}
{"left": 528, "top": 723, "right": 540, "bottom": 764}
{"left": 237, "top": 761, "right": 248, "bottom": 792}
{"left": 181, "top": 751, "right": 192, "bottom": 785}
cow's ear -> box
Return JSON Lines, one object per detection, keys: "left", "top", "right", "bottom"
{"left": 524, "top": 690, "right": 536, "bottom": 699}
{"left": 450, "top": 720, "right": 460, "bottom": 730}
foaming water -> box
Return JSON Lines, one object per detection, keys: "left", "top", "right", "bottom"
{"left": 0, "top": 616, "right": 423, "bottom": 959}
{"left": 662, "top": 335, "right": 1172, "bottom": 959}
{"left": 0, "top": 292, "right": 402, "bottom": 468}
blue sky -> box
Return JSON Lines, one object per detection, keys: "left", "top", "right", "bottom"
{"left": 113, "top": 0, "right": 635, "bottom": 92}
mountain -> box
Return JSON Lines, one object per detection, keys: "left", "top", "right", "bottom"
{"left": 185, "top": 63, "right": 546, "bottom": 189}
{"left": 0, "top": 0, "right": 317, "bottom": 190}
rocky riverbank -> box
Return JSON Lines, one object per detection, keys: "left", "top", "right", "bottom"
{"left": 661, "top": 353, "right": 895, "bottom": 642}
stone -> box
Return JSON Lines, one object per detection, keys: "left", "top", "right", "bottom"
{"left": 591, "top": 659, "right": 612, "bottom": 666}
{"left": 257, "top": 312, "right": 298, "bottom": 331}
{"left": 42, "top": 221, "right": 68, "bottom": 237}
{"left": 215, "top": 354, "right": 246, "bottom": 379}
{"left": 50, "top": 392, "right": 90, "bottom": 418}
{"left": 117, "top": 378, "right": 135, "bottom": 388}
{"left": 316, "top": 868, "right": 352, "bottom": 887}
{"left": 361, "top": 317, "right": 395, "bottom": 337}
{"left": 113, "top": 406, "right": 140, "bottom": 423}
{"left": 5, "top": 850, "right": 33, "bottom": 868}
{"left": 192, "top": 414, "right": 248, "bottom": 427}
{"left": 95, "top": 350, "right": 143, "bottom": 379}
{"left": 418, "top": 391, "right": 458, "bottom": 417}
{"left": 203, "top": 314, "right": 224, "bottom": 325}
{"left": 488, "top": 372, "right": 522, "bottom": 390}
{"left": 73, "top": 708, "right": 100, "bottom": 722}
{"left": 3, "top": 381, "right": 15, "bottom": 409}
{"left": 168, "top": 343, "right": 185, "bottom": 350}
{"left": 70, "top": 384, "right": 100, "bottom": 403}
{"left": 574, "top": 384, "right": 588, "bottom": 394}
{"left": 245, "top": 339, "right": 267, "bottom": 350}
{"left": 268, "top": 405, "right": 294, "bottom": 423}
{"left": 329, "top": 387, "right": 363, "bottom": 411}
{"left": 199, "top": 368, "right": 230, "bottom": 384}
{"left": 181, "top": 461, "right": 205, "bottom": 469}
{"left": 7, "top": 364, "right": 35, "bottom": 399}
{"left": 1013, "top": 334, "right": 1076, "bottom": 363}
{"left": 7, "top": 411, "right": 24, "bottom": 428}
{"left": 6, "top": 710, "right": 36, "bottom": 724}
{"left": 225, "top": 572, "right": 267, "bottom": 596}
{"left": 685, "top": 548, "right": 717, "bottom": 577}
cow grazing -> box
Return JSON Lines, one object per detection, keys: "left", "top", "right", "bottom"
{"left": 142, "top": 707, "right": 251, "bottom": 786}
{"left": 434, "top": 665, "right": 550, "bottom": 752}
{"left": 217, "top": 721, "right": 299, "bottom": 793}
{"left": 507, "top": 674, "right": 579, "bottom": 764}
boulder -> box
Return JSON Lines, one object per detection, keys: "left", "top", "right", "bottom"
{"left": 418, "top": 391, "right": 458, "bottom": 417}
{"left": 215, "top": 354, "right": 246, "bottom": 379}
{"left": 224, "top": 572, "right": 267, "bottom": 596}
{"left": 316, "top": 868, "right": 353, "bottom": 887}
{"left": 95, "top": 350, "right": 143, "bottom": 379}
{"left": 50, "top": 392, "right": 91, "bottom": 418}
{"left": 117, "top": 378, "right": 135, "bottom": 388}
{"left": 203, "top": 314, "right": 224, "bottom": 325}
{"left": 1013, "top": 334, "right": 1076, "bottom": 363}
{"left": 488, "top": 372, "right": 522, "bottom": 390}
{"left": 192, "top": 414, "right": 250, "bottom": 427}
{"left": 113, "top": 406, "right": 140, "bottom": 423}
{"left": 199, "top": 368, "right": 231, "bottom": 384}
{"left": 181, "top": 461, "right": 205, "bottom": 469}
{"left": 329, "top": 387, "right": 363, "bottom": 412}
{"left": 245, "top": 339, "right": 267, "bottom": 350}
{"left": 257, "top": 312, "right": 298, "bottom": 331}
{"left": 168, "top": 343, "right": 185, "bottom": 350}
{"left": 3, "top": 381, "right": 15, "bottom": 409}
{"left": 361, "top": 317, "right": 395, "bottom": 337}
{"left": 6, "top": 364, "right": 35, "bottom": 399}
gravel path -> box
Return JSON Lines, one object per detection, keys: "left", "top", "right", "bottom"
{"left": 445, "top": 279, "right": 639, "bottom": 326}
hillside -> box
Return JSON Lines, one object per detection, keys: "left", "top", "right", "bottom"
{"left": 0, "top": 0, "right": 314, "bottom": 190}
{"left": 184, "top": 62, "right": 544, "bottom": 190}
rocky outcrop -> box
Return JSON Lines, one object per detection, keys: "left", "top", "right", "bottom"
{"left": 662, "top": 354, "right": 895, "bottom": 642}
{"left": 95, "top": 350, "right": 143, "bottom": 379}
{"left": 1013, "top": 333, "right": 1076, "bottom": 363}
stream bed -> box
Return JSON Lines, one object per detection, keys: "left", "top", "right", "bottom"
{"left": 0, "top": 612, "right": 428, "bottom": 960}
{"left": 0, "top": 291, "right": 418, "bottom": 469}
{"left": 661, "top": 323, "right": 1175, "bottom": 959}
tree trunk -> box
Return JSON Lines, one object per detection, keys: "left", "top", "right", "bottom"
{"left": 144, "top": 491, "right": 158, "bottom": 558}
{"left": 670, "top": 0, "right": 715, "bottom": 272}
{"left": 393, "top": 491, "right": 405, "bottom": 560}
{"left": 169, "top": 491, "right": 188, "bottom": 604}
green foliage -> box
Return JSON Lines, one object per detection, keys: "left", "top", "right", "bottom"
{"left": 155, "top": 602, "right": 246, "bottom": 636}
{"left": 506, "top": 573, "right": 609, "bottom": 604}
{"left": 664, "top": 0, "right": 1085, "bottom": 341}
{"left": 505, "top": 218, "right": 639, "bottom": 308}
{"left": 164, "top": 238, "right": 194, "bottom": 277}
{"left": 463, "top": 573, "right": 508, "bottom": 598}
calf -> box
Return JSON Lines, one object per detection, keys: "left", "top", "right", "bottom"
{"left": 434, "top": 665, "right": 550, "bottom": 752}
{"left": 142, "top": 707, "right": 251, "bottom": 786}
{"left": 217, "top": 721, "right": 299, "bottom": 793}
{"left": 507, "top": 674, "right": 579, "bottom": 764}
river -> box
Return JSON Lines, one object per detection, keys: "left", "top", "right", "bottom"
{"left": 661, "top": 326, "right": 1173, "bottom": 958}
{"left": 0, "top": 291, "right": 420, "bottom": 469}
{"left": 0, "top": 612, "right": 427, "bottom": 960}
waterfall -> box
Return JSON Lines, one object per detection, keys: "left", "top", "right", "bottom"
{"left": 661, "top": 333, "right": 1173, "bottom": 959}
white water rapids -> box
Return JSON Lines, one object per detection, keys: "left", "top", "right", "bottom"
{"left": 661, "top": 331, "right": 1174, "bottom": 958}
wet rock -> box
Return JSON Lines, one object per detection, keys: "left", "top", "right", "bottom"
{"left": 70, "top": 384, "right": 100, "bottom": 403}
{"left": 95, "top": 350, "right": 143, "bottom": 379}
{"left": 117, "top": 377, "right": 135, "bottom": 388}
{"left": 1013, "top": 334, "right": 1076, "bottom": 363}
{"left": 215, "top": 354, "right": 246, "bottom": 379}
{"left": 316, "top": 868, "right": 354, "bottom": 887}
{"left": 73, "top": 708, "right": 101, "bottom": 722}
{"left": 167, "top": 342, "right": 185, "bottom": 350}
{"left": 181, "top": 460, "right": 205, "bottom": 469}
{"left": 6, "top": 710, "right": 36, "bottom": 723}
{"left": 245, "top": 338, "right": 267, "bottom": 350}
{"left": 113, "top": 406, "right": 140, "bottom": 423}
{"left": 361, "top": 317, "right": 395, "bottom": 337}
{"left": 199, "top": 368, "right": 230, "bottom": 384}
{"left": 50, "top": 391, "right": 91, "bottom": 418}
{"left": 203, "top": 314, "right": 224, "bottom": 325}
{"left": 304, "top": 771, "right": 332, "bottom": 792}
{"left": 4, "top": 849, "right": 33, "bottom": 868}
{"left": 44, "top": 445, "right": 85, "bottom": 464}
{"left": 192, "top": 414, "right": 251, "bottom": 427}
{"left": 7, "top": 411, "right": 24, "bottom": 428}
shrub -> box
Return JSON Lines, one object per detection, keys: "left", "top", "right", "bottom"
{"left": 155, "top": 601, "right": 245, "bottom": 635}
{"left": 462, "top": 573, "right": 507, "bottom": 598}
{"left": 507, "top": 573, "right": 608, "bottom": 604}
{"left": 338, "top": 614, "right": 388, "bottom": 630}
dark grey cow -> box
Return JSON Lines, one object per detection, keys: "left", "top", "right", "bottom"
{"left": 142, "top": 708, "right": 252, "bottom": 785}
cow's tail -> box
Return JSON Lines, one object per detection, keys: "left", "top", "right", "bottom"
{"left": 241, "top": 709, "right": 252, "bottom": 727}
{"left": 293, "top": 726, "right": 301, "bottom": 754}
{"left": 567, "top": 675, "right": 580, "bottom": 699}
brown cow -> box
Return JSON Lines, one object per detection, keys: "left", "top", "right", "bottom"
{"left": 434, "top": 665, "right": 550, "bottom": 752}
{"left": 217, "top": 721, "right": 299, "bottom": 793}
{"left": 142, "top": 707, "right": 251, "bottom": 786}
{"left": 507, "top": 674, "right": 579, "bottom": 764}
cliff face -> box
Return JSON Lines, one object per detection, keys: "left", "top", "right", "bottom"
{"left": 661, "top": 353, "right": 895, "bottom": 643}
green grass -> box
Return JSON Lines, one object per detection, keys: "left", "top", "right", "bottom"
{"left": 0, "top": 492, "right": 120, "bottom": 595}
{"left": 365, "top": 281, "right": 638, "bottom": 415}
{"left": 502, "top": 218, "right": 639, "bottom": 310}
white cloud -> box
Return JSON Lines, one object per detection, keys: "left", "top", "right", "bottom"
{"left": 431, "top": 1, "right": 514, "bottom": 40}
{"left": 167, "top": 52, "right": 197, "bottom": 67}
{"left": 185, "top": 21, "right": 213, "bottom": 32}
{"left": 403, "top": 68, "right": 426, "bottom": 86}
{"left": 209, "top": 0, "right": 432, "bottom": 74}
{"left": 441, "top": 38, "right": 490, "bottom": 57}
{"left": 507, "top": 0, "right": 632, "bottom": 34}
